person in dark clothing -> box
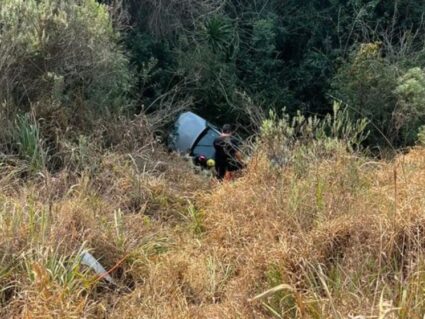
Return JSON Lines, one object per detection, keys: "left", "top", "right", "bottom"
{"left": 213, "top": 124, "right": 243, "bottom": 180}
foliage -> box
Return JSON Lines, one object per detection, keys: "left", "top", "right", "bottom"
{"left": 201, "top": 16, "right": 234, "bottom": 54}
{"left": 334, "top": 43, "right": 425, "bottom": 147}
{"left": 76, "top": 0, "right": 425, "bottom": 151}
{"left": 261, "top": 101, "right": 369, "bottom": 166}
{"left": 394, "top": 67, "right": 425, "bottom": 144}
{"left": 124, "top": 31, "right": 174, "bottom": 111}
{"left": 332, "top": 43, "right": 400, "bottom": 147}
{"left": 239, "top": 16, "right": 284, "bottom": 106}
{"left": 114, "top": 0, "right": 425, "bottom": 149}
{"left": 4, "top": 1, "right": 425, "bottom": 317}
{"left": 0, "top": 0, "right": 132, "bottom": 118}
{"left": 174, "top": 26, "right": 239, "bottom": 122}
{"left": 417, "top": 126, "right": 425, "bottom": 146}
{"left": 14, "top": 114, "right": 46, "bottom": 173}
{"left": 0, "top": 0, "right": 135, "bottom": 171}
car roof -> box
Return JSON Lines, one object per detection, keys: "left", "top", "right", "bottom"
{"left": 169, "top": 112, "right": 212, "bottom": 154}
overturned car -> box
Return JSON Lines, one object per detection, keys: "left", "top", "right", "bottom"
{"left": 168, "top": 112, "right": 220, "bottom": 166}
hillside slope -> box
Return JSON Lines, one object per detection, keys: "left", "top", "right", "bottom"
{"left": 1, "top": 146, "right": 425, "bottom": 318}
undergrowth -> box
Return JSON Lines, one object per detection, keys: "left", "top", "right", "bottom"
{"left": 1, "top": 108, "right": 425, "bottom": 318}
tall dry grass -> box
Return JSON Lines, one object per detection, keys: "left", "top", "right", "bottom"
{"left": 192, "top": 145, "right": 425, "bottom": 318}
{"left": 1, "top": 128, "right": 425, "bottom": 318}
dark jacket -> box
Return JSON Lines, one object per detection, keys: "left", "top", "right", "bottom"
{"left": 213, "top": 135, "right": 241, "bottom": 171}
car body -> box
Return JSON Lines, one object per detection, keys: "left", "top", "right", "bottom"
{"left": 168, "top": 112, "right": 220, "bottom": 161}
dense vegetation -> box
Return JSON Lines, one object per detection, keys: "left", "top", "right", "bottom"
{"left": 2, "top": 0, "right": 425, "bottom": 162}
{"left": 1, "top": 1, "right": 425, "bottom": 318}
{"left": 117, "top": 0, "right": 425, "bottom": 147}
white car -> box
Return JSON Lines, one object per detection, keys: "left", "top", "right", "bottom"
{"left": 168, "top": 112, "right": 220, "bottom": 163}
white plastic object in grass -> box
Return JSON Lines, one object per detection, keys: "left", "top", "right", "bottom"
{"left": 81, "top": 251, "right": 116, "bottom": 285}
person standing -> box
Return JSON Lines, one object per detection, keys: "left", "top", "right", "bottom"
{"left": 213, "top": 124, "right": 243, "bottom": 181}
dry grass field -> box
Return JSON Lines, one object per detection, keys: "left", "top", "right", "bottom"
{"left": 1, "top": 136, "right": 425, "bottom": 318}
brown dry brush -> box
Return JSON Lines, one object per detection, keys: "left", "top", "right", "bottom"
{"left": 1, "top": 130, "right": 425, "bottom": 318}
{"left": 192, "top": 146, "right": 425, "bottom": 318}
{"left": 0, "top": 143, "right": 209, "bottom": 318}
{"left": 0, "top": 112, "right": 207, "bottom": 318}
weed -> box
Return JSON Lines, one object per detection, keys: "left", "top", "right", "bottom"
{"left": 14, "top": 114, "right": 46, "bottom": 173}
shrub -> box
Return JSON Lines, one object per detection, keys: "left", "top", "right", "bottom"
{"left": 333, "top": 43, "right": 425, "bottom": 148}
{"left": 332, "top": 43, "right": 400, "bottom": 147}
{"left": 260, "top": 101, "right": 369, "bottom": 167}
{"left": 0, "top": 0, "right": 132, "bottom": 120}
{"left": 394, "top": 67, "right": 425, "bottom": 145}
{"left": 417, "top": 126, "right": 425, "bottom": 146}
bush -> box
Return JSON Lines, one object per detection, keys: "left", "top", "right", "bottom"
{"left": 332, "top": 43, "right": 400, "bottom": 147}
{"left": 333, "top": 43, "right": 425, "bottom": 148}
{"left": 417, "top": 126, "right": 425, "bottom": 146}
{"left": 260, "top": 101, "right": 369, "bottom": 167}
{"left": 0, "top": 0, "right": 132, "bottom": 120}
{"left": 394, "top": 67, "right": 425, "bottom": 144}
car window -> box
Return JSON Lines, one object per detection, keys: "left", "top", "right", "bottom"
{"left": 192, "top": 128, "right": 219, "bottom": 159}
